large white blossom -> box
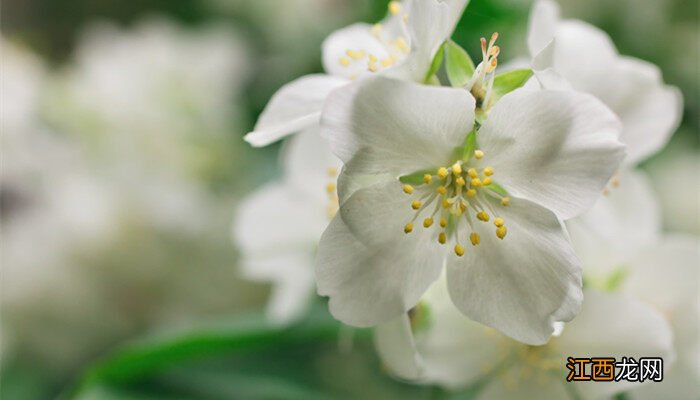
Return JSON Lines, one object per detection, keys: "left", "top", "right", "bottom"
{"left": 375, "top": 274, "right": 674, "bottom": 399}
{"left": 244, "top": 0, "right": 469, "bottom": 146}
{"left": 233, "top": 129, "right": 341, "bottom": 324}
{"left": 527, "top": 0, "right": 682, "bottom": 167}
{"left": 316, "top": 75, "right": 625, "bottom": 344}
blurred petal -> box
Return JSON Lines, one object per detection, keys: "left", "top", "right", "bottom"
{"left": 322, "top": 23, "right": 390, "bottom": 80}
{"left": 527, "top": 0, "right": 560, "bottom": 56}
{"left": 374, "top": 314, "right": 423, "bottom": 380}
{"left": 321, "top": 76, "right": 475, "bottom": 175}
{"left": 446, "top": 197, "right": 582, "bottom": 345}
{"left": 245, "top": 75, "right": 347, "bottom": 146}
{"left": 478, "top": 89, "right": 625, "bottom": 220}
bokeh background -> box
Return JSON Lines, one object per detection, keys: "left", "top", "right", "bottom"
{"left": 1, "top": 0, "right": 698, "bottom": 398}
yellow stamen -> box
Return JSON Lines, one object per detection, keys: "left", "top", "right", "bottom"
{"left": 339, "top": 57, "right": 350, "bottom": 66}
{"left": 381, "top": 58, "right": 394, "bottom": 68}
{"left": 423, "top": 218, "right": 433, "bottom": 228}
{"left": 437, "top": 167, "right": 449, "bottom": 179}
{"left": 459, "top": 201, "right": 467, "bottom": 212}
{"left": 494, "top": 217, "right": 505, "bottom": 227}
{"left": 467, "top": 189, "right": 476, "bottom": 198}
{"left": 442, "top": 199, "right": 451, "bottom": 209}
{"left": 496, "top": 226, "right": 507, "bottom": 239}
{"left": 477, "top": 211, "right": 490, "bottom": 222}
{"left": 452, "top": 162, "right": 463, "bottom": 175}
{"left": 411, "top": 200, "right": 422, "bottom": 210}
{"left": 326, "top": 183, "right": 336, "bottom": 193}
{"left": 327, "top": 167, "right": 338, "bottom": 177}
{"left": 438, "top": 232, "right": 447, "bottom": 244}
{"left": 471, "top": 178, "right": 483, "bottom": 187}
{"left": 470, "top": 232, "right": 481, "bottom": 246}
{"left": 501, "top": 197, "right": 510, "bottom": 206}
{"left": 439, "top": 217, "right": 447, "bottom": 228}
{"left": 474, "top": 150, "right": 484, "bottom": 160}
{"left": 436, "top": 186, "right": 447, "bottom": 195}
{"left": 388, "top": 1, "right": 401, "bottom": 15}
{"left": 482, "top": 177, "right": 492, "bottom": 186}
{"left": 403, "top": 184, "right": 414, "bottom": 194}
{"left": 483, "top": 167, "right": 494, "bottom": 176}
{"left": 456, "top": 177, "right": 466, "bottom": 186}
{"left": 346, "top": 50, "right": 366, "bottom": 60}
{"left": 404, "top": 223, "right": 414, "bottom": 234}
{"left": 396, "top": 37, "right": 409, "bottom": 53}
{"left": 423, "top": 174, "right": 432, "bottom": 184}
{"left": 454, "top": 244, "right": 465, "bottom": 257}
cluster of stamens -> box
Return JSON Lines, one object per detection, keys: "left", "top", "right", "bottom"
{"left": 602, "top": 175, "right": 620, "bottom": 196}
{"left": 466, "top": 32, "right": 500, "bottom": 110}
{"left": 402, "top": 149, "right": 510, "bottom": 257}
{"left": 337, "top": 1, "right": 410, "bottom": 76}
{"left": 325, "top": 167, "right": 339, "bottom": 219}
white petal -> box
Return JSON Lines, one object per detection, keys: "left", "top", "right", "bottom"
{"left": 316, "top": 208, "right": 444, "bottom": 327}
{"left": 478, "top": 89, "right": 625, "bottom": 220}
{"left": 608, "top": 57, "right": 683, "bottom": 165}
{"left": 232, "top": 182, "right": 326, "bottom": 256}
{"left": 321, "top": 76, "right": 475, "bottom": 175}
{"left": 527, "top": 0, "right": 561, "bottom": 56}
{"left": 374, "top": 314, "right": 424, "bottom": 380}
{"left": 282, "top": 127, "right": 342, "bottom": 203}
{"left": 476, "top": 374, "right": 568, "bottom": 400}
{"left": 567, "top": 169, "right": 661, "bottom": 275}
{"left": 446, "top": 196, "right": 582, "bottom": 345}
{"left": 244, "top": 74, "right": 348, "bottom": 146}
{"left": 559, "top": 290, "right": 674, "bottom": 399}
{"left": 336, "top": 166, "right": 392, "bottom": 205}
{"left": 321, "top": 23, "right": 390, "bottom": 80}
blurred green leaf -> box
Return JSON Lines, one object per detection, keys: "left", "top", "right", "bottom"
{"left": 490, "top": 69, "right": 533, "bottom": 102}
{"left": 445, "top": 40, "right": 475, "bottom": 88}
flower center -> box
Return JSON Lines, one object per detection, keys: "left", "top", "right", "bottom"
{"left": 401, "top": 148, "right": 510, "bottom": 257}
{"left": 337, "top": 1, "right": 410, "bottom": 76}
{"left": 325, "top": 166, "right": 340, "bottom": 219}
{"left": 467, "top": 33, "right": 501, "bottom": 111}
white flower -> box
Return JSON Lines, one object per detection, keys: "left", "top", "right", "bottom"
{"left": 233, "top": 129, "right": 342, "bottom": 324}
{"left": 567, "top": 170, "right": 700, "bottom": 400}
{"left": 316, "top": 75, "right": 625, "bottom": 344}
{"left": 375, "top": 274, "right": 674, "bottom": 399}
{"left": 527, "top": 0, "right": 682, "bottom": 166}
{"left": 244, "top": 0, "right": 469, "bottom": 147}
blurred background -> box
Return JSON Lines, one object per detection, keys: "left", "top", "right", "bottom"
{"left": 1, "top": 0, "right": 698, "bottom": 398}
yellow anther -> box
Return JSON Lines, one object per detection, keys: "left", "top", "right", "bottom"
{"left": 327, "top": 167, "right": 338, "bottom": 177}
{"left": 489, "top": 45, "right": 501, "bottom": 57}
{"left": 436, "top": 186, "right": 447, "bottom": 195}
{"left": 470, "top": 232, "right": 481, "bottom": 246}
{"left": 501, "top": 197, "right": 510, "bottom": 206}
{"left": 611, "top": 177, "right": 620, "bottom": 188}
{"left": 437, "top": 167, "right": 449, "bottom": 179}
{"left": 474, "top": 150, "right": 484, "bottom": 159}
{"left": 381, "top": 58, "right": 394, "bottom": 68}
{"left": 483, "top": 167, "right": 494, "bottom": 176}
{"left": 404, "top": 223, "right": 414, "bottom": 234}
{"left": 346, "top": 50, "right": 366, "bottom": 60}
{"left": 468, "top": 168, "right": 478, "bottom": 178}
{"left": 482, "top": 177, "right": 492, "bottom": 186}
{"left": 438, "top": 232, "right": 447, "bottom": 244}
{"left": 368, "top": 62, "right": 379, "bottom": 72}
{"left": 411, "top": 200, "right": 422, "bottom": 210}
{"left": 396, "top": 36, "right": 409, "bottom": 52}
{"left": 402, "top": 14, "right": 409, "bottom": 23}
{"left": 452, "top": 162, "right": 463, "bottom": 175}
{"left": 423, "top": 174, "right": 432, "bottom": 184}
{"left": 403, "top": 184, "right": 414, "bottom": 194}
{"left": 339, "top": 57, "right": 350, "bottom": 66}
{"left": 371, "top": 24, "right": 382, "bottom": 37}
{"left": 454, "top": 244, "right": 465, "bottom": 257}
{"left": 494, "top": 217, "right": 505, "bottom": 227}
{"left": 439, "top": 217, "right": 447, "bottom": 228}
{"left": 326, "top": 183, "right": 336, "bottom": 193}
{"left": 477, "top": 211, "right": 490, "bottom": 222}
{"left": 466, "top": 189, "right": 476, "bottom": 198}
{"left": 442, "top": 199, "right": 451, "bottom": 209}
{"left": 496, "top": 226, "right": 507, "bottom": 239}
{"left": 471, "top": 178, "right": 483, "bottom": 187}
{"left": 459, "top": 201, "right": 467, "bottom": 212}
{"left": 456, "top": 177, "right": 466, "bottom": 186}
{"left": 369, "top": 54, "right": 378, "bottom": 63}
{"left": 486, "top": 57, "right": 498, "bottom": 73}
{"left": 388, "top": 1, "right": 401, "bottom": 15}
{"left": 423, "top": 218, "right": 434, "bottom": 228}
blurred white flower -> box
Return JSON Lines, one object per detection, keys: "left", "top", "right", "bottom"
{"left": 233, "top": 129, "right": 341, "bottom": 324}
{"left": 527, "top": 0, "right": 682, "bottom": 167}
{"left": 316, "top": 76, "right": 625, "bottom": 344}
{"left": 244, "top": 0, "right": 469, "bottom": 146}
{"left": 45, "top": 18, "right": 250, "bottom": 232}
{"left": 567, "top": 170, "right": 700, "bottom": 400}
{"left": 375, "top": 274, "right": 674, "bottom": 399}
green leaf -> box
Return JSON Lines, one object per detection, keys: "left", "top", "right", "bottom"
{"left": 423, "top": 43, "right": 445, "bottom": 84}
{"left": 445, "top": 40, "right": 475, "bottom": 88}
{"left": 490, "top": 69, "right": 533, "bottom": 101}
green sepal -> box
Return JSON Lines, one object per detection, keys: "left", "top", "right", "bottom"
{"left": 459, "top": 129, "right": 478, "bottom": 161}
{"left": 445, "top": 40, "right": 475, "bottom": 88}
{"left": 491, "top": 68, "right": 533, "bottom": 102}
{"left": 486, "top": 181, "right": 509, "bottom": 197}
{"left": 399, "top": 169, "right": 435, "bottom": 185}
{"left": 423, "top": 42, "right": 445, "bottom": 84}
